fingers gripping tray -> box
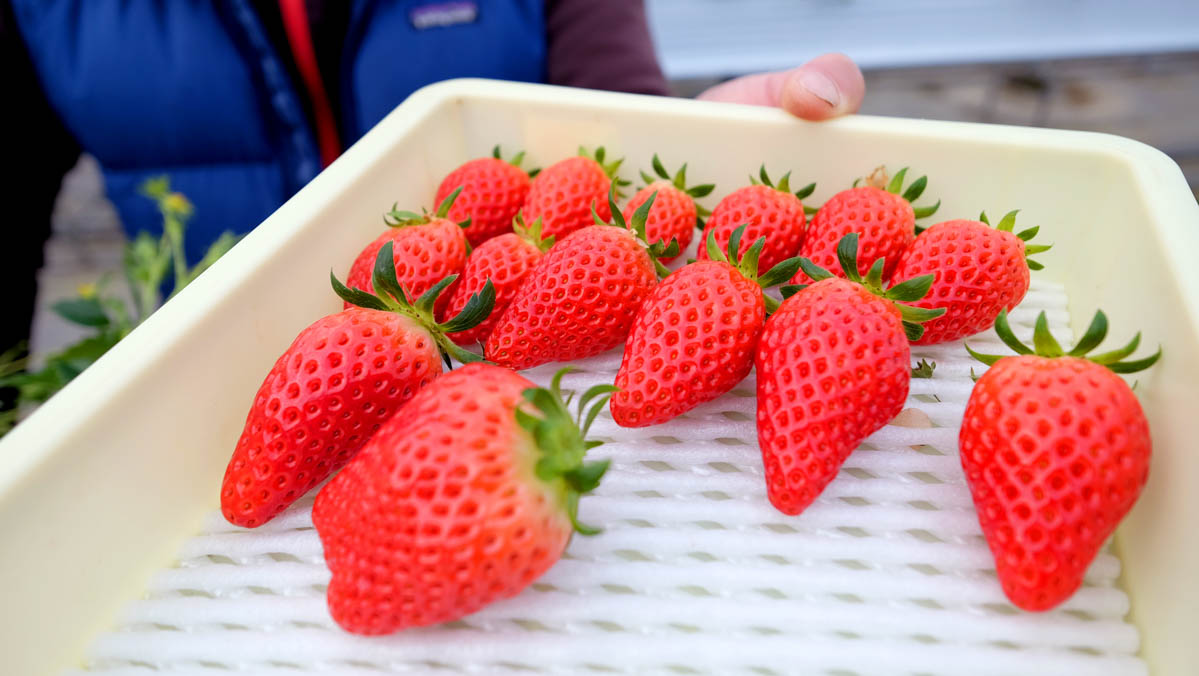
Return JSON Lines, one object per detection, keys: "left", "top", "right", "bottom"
{"left": 1, "top": 80, "right": 1196, "bottom": 675}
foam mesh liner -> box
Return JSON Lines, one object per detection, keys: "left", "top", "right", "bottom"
{"left": 70, "top": 279, "right": 1146, "bottom": 676}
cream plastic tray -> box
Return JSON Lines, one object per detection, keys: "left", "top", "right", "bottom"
{"left": 0, "top": 79, "right": 1196, "bottom": 675}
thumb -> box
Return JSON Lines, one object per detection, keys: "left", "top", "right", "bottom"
{"left": 697, "top": 53, "right": 865, "bottom": 122}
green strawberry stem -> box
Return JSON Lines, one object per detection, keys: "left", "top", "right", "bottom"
{"left": 515, "top": 367, "right": 617, "bottom": 535}
{"left": 592, "top": 183, "right": 680, "bottom": 279}
{"left": 781, "top": 232, "right": 947, "bottom": 341}
{"left": 979, "top": 210, "right": 1053, "bottom": 271}
{"left": 703, "top": 225, "right": 802, "bottom": 314}
{"left": 640, "top": 153, "right": 716, "bottom": 218}
{"left": 385, "top": 186, "right": 471, "bottom": 230}
{"left": 512, "top": 213, "right": 556, "bottom": 253}
{"left": 330, "top": 240, "right": 495, "bottom": 368}
{"left": 749, "top": 165, "right": 818, "bottom": 216}
{"left": 965, "top": 308, "right": 1161, "bottom": 374}
{"left": 493, "top": 144, "right": 540, "bottom": 178}
{"left": 853, "top": 166, "right": 942, "bottom": 231}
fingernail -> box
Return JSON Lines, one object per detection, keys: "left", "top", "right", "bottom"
{"left": 799, "top": 71, "right": 841, "bottom": 108}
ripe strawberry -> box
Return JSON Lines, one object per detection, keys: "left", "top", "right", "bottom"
{"left": 522, "top": 146, "right": 627, "bottom": 240}
{"left": 611, "top": 226, "right": 800, "bottom": 427}
{"left": 961, "top": 309, "right": 1160, "bottom": 611}
{"left": 890, "top": 210, "right": 1052, "bottom": 345}
{"left": 441, "top": 214, "right": 555, "bottom": 346}
{"left": 485, "top": 187, "right": 673, "bottom": 370}
{"left": 697, "top": 166, "right": 813, "bottom": 272}
{"left": 622, "top": 154, "right": 714, "bottom": 262}
{"left": 313, "top": 365, "right": 615, "bottom": 635}
{"left": 435, "top": 145, "right": 536, "bottom": 247}
{"left": 344, "top": 189, "right": 469, "bottom": 316}
{"left": 755, "top": 234, "right": 944, "bottom": 516}
{"left": 221, "top": 243, "right": 494, "bottom": 528}
{"left": 792, "top": 166, "right": 940, "bottom": 284}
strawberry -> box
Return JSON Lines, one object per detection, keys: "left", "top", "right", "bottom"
{"left": 441, "top": 214, "right": 555, "bottom": 346}
{"left": 890, "top": 210, "right": 1052, "bottom": 345}
{"left": 961, "top": 310, "right": 1160, "bottom": 611}
{"left": 485, "top": 187, "right": 673, "bottom": 371}
{"left": 611, "top": 226, "right": 800, "bottom": 427}
{"left": 755, "top": 234, "right": 944, "bottom": 516}
{"left": 622, "top": 154, "right": 714, "bottom": 262}
{"left": 313, "top": 365, "right": 615, "bottom": 635}
{"left": 697, "top": 166, "right": 813, "bottom": 272}
{"left": 220, "top": 243, "right": 494, "bottom": 528}
{"left": 435, "top": 145, "right": 536, "bottom": 247}
{"left": 522, "top": 146, "right": 627, "bottom": 240}
{"left": 792, "top": 166, "right": 940, "bottom": 284}
{"left": 344, "top": 189, "right": 469, "bottom": 316}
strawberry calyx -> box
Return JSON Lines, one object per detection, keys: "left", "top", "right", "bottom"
{"left": 579, "top": 145, "right": 631, "bottom": 196}
{"left": 640, "top": 153, "right": 716, "bottom": 218}
{"left": 853, "top": 166, "right": 942, "bottom": 232}
{"left": 514, "top": 367, "right": 617, "bottom": 536}
{"left": 384, "top": 186, "right": 472, "bottom": 231}
{"left": 980, "top": 210, "right": 1053, "bottom": 271}
{"left": 703, "top": 224, "right": 802, "bottom": 314}
{"left": 782, "top": 232, "right": 947, "bottom": 341}
{"left": 493, "top": 144, "right": 540, "bottom": 178}
{"left": 749, "top": 165, "right": 817, "bottom": 215}
{"left": 912, "top": 359, "right": 936, "bottom": 378}
{"left": 330, "top": 240, "right": 495, "bottom": 368}
{"left": 966, "top": 309, "right": 1162, "bottom": 373}
{"left": 592, "top": 183, "right": 680, "bottom": 279}
{"left": 512, "top": 213, "right": 555, "bottom": 254}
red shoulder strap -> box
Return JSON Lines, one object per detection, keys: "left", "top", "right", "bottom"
{"left": 278, "top": 0, "right": 341, "bottom": 168}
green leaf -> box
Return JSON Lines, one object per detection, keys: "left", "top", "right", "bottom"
{"left": 53, "top": 298, "right": 110, "bottom": 328}
{"left": 436, "top": 186, "right": 463, "bottom": 218}
{"left": 885, "top": 274, "right": 935, "bottom": 302}
{"left": 640, "top": 169, "right": 655, "bottom": 186}
{"left": 995, "top": 210, "right": 1020, "bottom": 233}
{"left": 903, "top": 322, "right": 925, "bottom": 341}
{"left": 836, "top": 233, "right": 862, "bottom": 282}
{"left": 758, "top": 165, "right": 772, "bottom": 187}
{"left": 652, "top": 154, "right": 669, "bottom": 180}
{"left": 705, "top": 227, "right": 728, "bottom": 264}
{"left": 582, "top": 393, "right": 614, "bottom": 437}
{"left": 566, "top": 492, "right": 601, "bottom": 536}
{"left": 964, "top": 342, "right": 1005, "bottom": 366}
{"left": 886, "top": 167, "right": 909, "bottom": 194}
{"left": 780, "top": 284, "right": 806, "bottom": 299}
{"left": 901, "top": 175, "right": 927, "bottom": 202}
{"left": 912, "top": 200, "right": 941, "bottom": 220}
{"left": 1090, "top": 332, "right": 1142, "bottom": 365}
{"left": 439, "top": 279, "right": 496, "bottom": 333}
{"left": 794, "top": 182, "right": 816, "bottom": 200}
{"left": 1027, "top": 260, "right": 1045, "bottom": 271}
{"left": 1016, "top": 225, "right": 1040, "bottom": 241}
{"left": 897, "top": 304, "right": 946, "bottom": 323}
{"left": 776, "top": 171, "right": 792, "bottom": 194}
{"left": 687, "top": 184, "right": 716, "bottom": 198}
{"left": 370, "top": 241, "right": 408, "bottom": 305}
{"left": 797, "top": 257, "right": 834, "bottom": 283}
{"left": 739, "top": 237, "right": 765, "bottom": 279}
{"left": 757, "top": 257, "right": 803, "bottom": 289}
{"left": 674, "top": 163, "right": 687, "bottom": 189}
{"left": 727, "top": 224, "right": 746, "bottom": 263}
{"left": 864, "top": 258, "right": 885, "bottom": 290}
{"left": 564, "top": 459, "right": 610, "bottom": 493}
{"left": 1105, "top": 347, "right": 1162, "bottom": 374}
{"left": 911, "top": 359, "right": 936, "bottom": 378}
{"left": 1031, "top": 312, "right": 1064, "bottom": 357}
{"left": 577, "top": 383, "right": 618, "bottom": 422}
{"left": 993, "top": 310, "right": 1034, "bottom": 355}
{"left": 330, "top": 272, "right": 389, "bottom": 311}
{"left": 415, "top": 275, "right": 459, "bottom": 315}
{"left": 1067, "top": 310, "right": 1109, "bottom": 357}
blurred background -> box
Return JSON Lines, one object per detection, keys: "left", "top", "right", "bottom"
{"left": 28, "top": 0, "right": 1199, "bottom": 364}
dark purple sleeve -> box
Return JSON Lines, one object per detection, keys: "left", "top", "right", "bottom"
{"left": 544, "top": 0, "right": 669, "bottom": 96}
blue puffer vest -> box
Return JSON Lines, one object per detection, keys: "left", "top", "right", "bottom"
{"left": 12, "top": 0, "right": 546, "bottom": 260}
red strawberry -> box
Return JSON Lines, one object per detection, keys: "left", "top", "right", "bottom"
{"left": 890, "top": 210, "right": 1052, "bottom": 345}
{"left": 622, "top": 155, "right": 714, "bottom": 262}
{"left": 792, "top": 166, "right": 940, "bottom": 284}
{"left": 441, "top": 214, "right": 555, "bottom": 346}
{"left": 522, "top": 146, "right": 626, "bottom": 240}
{"left": 435, "top": 146, "right": 535, "bottom": 247}
{"left": 313, "top": 365, "right": 615, "bottom": 635}
{"left": 611, "top": 226, "right": 800, "bottom": 427}
{"left": 755, "top": 234, "right": 944, "bottom": 516}
{"left": 697, "top": 166, "right": 813, "bottom": 272}
{"left": 961, "top": 310, "right": 1159, "bottom": 611}
{"left": 344, "top": 189, "right": 469, "bottom": 316}
{"left": 221, "top": 243, "right": 495, "bottom": 528}
{"left": 485, "top": 187, "right": 671, "bottom": 370}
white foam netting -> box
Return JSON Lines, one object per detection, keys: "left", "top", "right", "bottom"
{"left": 69, "top": 279, "right": 1146, "bottom": 676}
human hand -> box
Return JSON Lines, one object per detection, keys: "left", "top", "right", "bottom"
{"left": 696, "top": 53, "right": 865, "bottom": 121}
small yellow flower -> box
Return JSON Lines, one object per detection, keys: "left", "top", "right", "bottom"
{"left": 77, "top": 283, "right": 98, "bottom": 299}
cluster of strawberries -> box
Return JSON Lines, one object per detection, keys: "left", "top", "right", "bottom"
{"left": 219, "top": 145, "right": 1159, "bottom": 636}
